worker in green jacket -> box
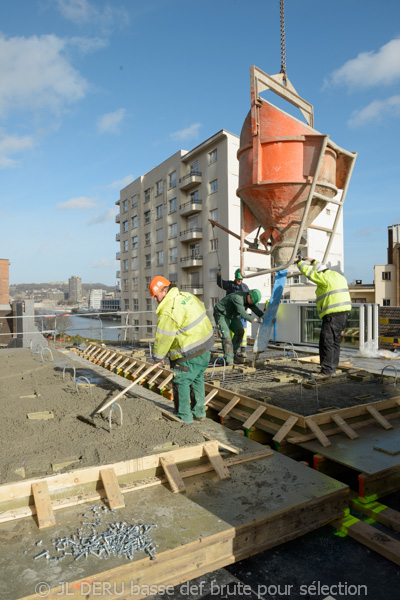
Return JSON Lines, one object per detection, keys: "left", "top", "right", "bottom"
{"left": 149, "top": 276, "right": 214, "bottom": 423}
{"left": 213, "top": 290, "right": 264, "bottom": 365}
{"left": 296, "top": 257, "right": 352, "bottom": 377}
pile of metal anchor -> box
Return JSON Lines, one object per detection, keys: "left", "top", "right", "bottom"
{"left": 33, "top": 506, "right": 157, "bottom": 566}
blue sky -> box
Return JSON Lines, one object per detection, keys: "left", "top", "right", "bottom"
{"left": 1, "top": 0, "right": 399, "bottom": 286}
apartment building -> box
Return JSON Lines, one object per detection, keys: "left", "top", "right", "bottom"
{"left": 88, "top": 289, "right": 104, "bottom": 310}
{"left": 116, "top": 129, "right": 344, "bottom": 339}
{"left": 68, "top": 276, "right": 82, "bottom": 304}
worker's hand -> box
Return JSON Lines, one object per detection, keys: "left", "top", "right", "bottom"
{"left": 153, "top": 360, "right": 165, "bottom": 369}
{"left": 304, "top": 257, "right": 314, "bottom": 262}
{"left": 253, "top": 318, "right": 259, "bottom": 323}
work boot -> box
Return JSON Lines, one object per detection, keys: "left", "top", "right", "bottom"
{"left": 239, "top": 348, "right": 248, "bottom": 358}
{"left": 234, "top": 355, "right": 245, "bottom": 364}
{"left": 193, "top": 415, "right": 206, "bottom": 422}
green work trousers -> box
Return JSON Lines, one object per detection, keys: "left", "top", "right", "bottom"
{"left": 214, "top": 314, "right": 244, "bottom": 364}
{"left": 172, "top": 351, "right": 210, "bottom": 423}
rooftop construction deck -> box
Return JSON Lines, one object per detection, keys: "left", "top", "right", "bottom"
{"left": 1, "top": 344, "right": 400, "bottom": 599}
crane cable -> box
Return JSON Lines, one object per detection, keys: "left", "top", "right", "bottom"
{"left": 279, "top": 0, "right": 287, "bottom": 82}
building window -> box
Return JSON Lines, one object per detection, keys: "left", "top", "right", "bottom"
{"left": 209, "top": 268, "right": 218, "bottom": 281}
{"left": 169, "top": 223, "right": 177, "bottom": 238}
{"left": 124, "top": 298, "right": 129, "bottom": 310}
{"left": 156, "top": 204, "right": 163, "bottom": 219}
{"left": 189, "top": 189, "right": 199, "bottom": 202}
{"left": 132, "top": 277, "right": 138, "bottom": 291}
{"left": 211, "top": 297, "right": 219, "bottom": 307}
{"left": 382, "top": 272, "right": 391, "bottom": 280}
{"left": 131, "top": 215, "right": 138, "bottom": 228}
{"left": 144, "top": 210, "right": 151, "bottom": 224}
{"left": 210, "top": 208, "right": 218, "bottom": 222}
{"left": 123, "top": 199, "right": 128, "bottom": 212}
{"left": 123, "top": 220, "right": 128, "bottom": 232}
{"left": 383, "top": 299, "right": 391, "bottom": 306}
{"left": 156, "top": 180, "right": 163, "bottom": 196}
{"left": 190, "top": 160, "right": 199, "bottom": 175}
{"left": 145, "top": 232, "right": 151, "bottom": 246}
{"left": 133, "top": 299, "right": 139, "bottom": 311}
{"left": 169, "top": 171, "right": 176, "bottom": 188}
{"left": 157, "top": 250, "right": 164, "bottom": 266}
{"left": 156, "top": 228, "right": 163, "bottom": 243}
{"left": 169, "top": 272, "right": 178, "bottom": 283}
{"left": 132, "top": 235, "right": 138, "bottom": 249}
{"left": 170, "top": 247, "right": 177, "bottom": 263}
{"left": 131, "top": 194, "right": 138, "bottom": 208}
{"left": 132, "top": 256, "right": 138, "bottom": 269}
{"left": 189, "top": 243, "right": 200, "bottom": 258}
{"left": 123, "top": 259, "right": 129, "bottom": 271}
{"left": 169, "top": 197, "right": 177, "bottom": 213}
{"left": 123, "top": 279, "right": 129, "bottom": 291}
{"left": 123, "top": 240, "right": 128, "bottom": 252}
{"left": 133, "top": 319, "right": 139, "bottom": 333}
{"left": 210, "top": 179, "right": 218, "bottom": 194}
{"left": 210, "top": 238, "right": 218, "bottom": 251}
{"left": 209, "top": 149, "right": 217, "bottom": 164}
{"left": 146, "top": 320, "right": 153, "bottom": 334}
{"left": 146, "top": 298, "right": 152, "bottom": 311}
{"left": 145, "top": 254, "right": 151, "bottom": 268}
{"left": 145, "top": 276, "right": 151, "bottom": 287}
{"left": 144, "top": 188, "right": 151, "bottom": 202}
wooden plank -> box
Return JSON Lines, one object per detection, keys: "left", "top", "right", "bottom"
{"left": 201, "top": 433, "right": 240, "bottom": 455}
{"left": 158, "top": 372, "right": 174, "bottom": 389}
{"left": 272, "top": 415, "right": 299, "bottom": 444}
{"left": 100, "top": 468, "right": 125, "bottom": 509}
{"left": 366, "top": 406, "right": 393, "bottom": 430}
{"left": 308, "top": 396, "right": 400, "bottom": 426}
{"left": 305, "top": 418, "right": 331, "bottom": 447}
{"left": 350, "top": 494, "right": 400, "bottom": 533}
{"left": 103, "top": 351, "right": 117, "bottom": 365}
{"left": 160, "top": 456, "right": 186, "bottom": 493}
{"left": 331, "top": 413, "right": 359, "bottom": 439}
{"left": 31, "top": 481, "right": 56, "bottom": 528}
{"left": 116, "top": 357, "right": 130, "bottom": 371}
{"left": 0, "top": 449, "right": 273, "bottom": 523}
{"left": 203, "top": 442, "right": 231, "bottom": 480}
{"left": 132, "top": 363, "right": 147, "bottom": 377}
{"left": 123, "top": 360, "right": 137, "bottom": 374}
{"left": 288, "top": 412, "right": 400, "bottom": 445}
{"left": 204, "top": 389, "right": 219, "bottom": 406}
{"left": 332, "top": 516, "right": 400, "bottom": 566}
{"left": 27, "top": 411, "right": 54, "bottom": 421}
{"left": 243, "top": 405, "right": 266, "bottom": 430}
{"left": 218, "top": 396, "right": 240, "bottom": 419}
{"left": 148, "top": 368, "right": 164, "bottom": 385}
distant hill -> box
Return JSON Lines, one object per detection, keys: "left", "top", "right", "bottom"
{"left": 10, "top": 282, "right": 116, "bottom": 293}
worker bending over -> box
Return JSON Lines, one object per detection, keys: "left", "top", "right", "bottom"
{"left": 213, "top": 290, "right": 263, "bottom": 365}
{"left": 149, "top": 276, "right": 214, "bottom": 423}
{"left": 217, "top": 267, "right": 249, "bottom": 358}
{"left": 296, "top": 257, "right": 352, "bottom": 378}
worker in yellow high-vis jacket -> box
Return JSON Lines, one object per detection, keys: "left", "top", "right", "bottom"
{"left": 296, "top": 257, "right": 352, "bottom": 378}
{"left": 149, "top": 276, "right": 214, "bottom": 423}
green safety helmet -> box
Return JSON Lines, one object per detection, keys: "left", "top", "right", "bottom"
{"left": 249, "top": 289, "right": 261, "bottom": 304}
{"left": 234, "top": 268, "right": 243, "bottom": 280}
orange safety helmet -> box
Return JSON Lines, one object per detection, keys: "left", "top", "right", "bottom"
{"left": 149, "top": 275, "right": 171, "bottom": 297}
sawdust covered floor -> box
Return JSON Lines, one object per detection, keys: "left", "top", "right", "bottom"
{"left": 0, "top": 348, "right": 204, "bottom": 484}
{"left": 218, "top": 360, "right": 400, "bottom": 416}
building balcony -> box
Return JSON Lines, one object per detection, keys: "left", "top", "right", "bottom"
{"left": 181, "top": 284, "right": 203, "bottom": 295}
{"left": 115, "top": 214, "right": 120, "bottom": 223}
{"left": 180, "top": 255, "right": 203, "bottom": 268}
{"left": 116, "top": 252, "right": 121, "bottom": 260}
{"left": 116, "top": 271, "right": 121, "bottom": 278}
{"left": 116, "top": 233, "right": 120, "bottom": 242}
{"left": 179, "top": 227, "right": 203, "bottom": 243}
{"left": 179, "top": 171, "right": 202, "bottom": 190}
{"left": 180, "top": 199, "right": 202, "bottom": 217}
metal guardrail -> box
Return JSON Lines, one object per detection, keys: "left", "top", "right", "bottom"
{"left": 179, "top": 171, "right": 202, "bottom": 183}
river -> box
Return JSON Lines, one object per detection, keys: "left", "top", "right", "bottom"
{"left": 36, "top": 311, "right": 124, "bottom": 342}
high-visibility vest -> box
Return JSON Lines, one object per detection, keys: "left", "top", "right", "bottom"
{"left": 298, "top": 260, "right": 352, "bottom": 319}
{"left": 153, "top": 287, "right": 214, "bottom": 362}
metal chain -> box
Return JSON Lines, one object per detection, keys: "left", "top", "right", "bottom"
{"left": 279, "top": 0, "right": 287, "bottom": 77}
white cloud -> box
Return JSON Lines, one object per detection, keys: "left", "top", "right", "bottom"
{"left": 91, "top": 258, "right": 113, "bottom": 268}
{"left": 354, "top": 227, "right": 381, "bottom": 238}
{"left": 57, "top": 197, "right": 97, "bottom": 210}
{"left": 328, "top": 38, "right": 400, "bottom": 89}
{"left": 348, "top": 95, "right": 400, "bottom": 127}
{"left": 97, "top": 109, "right": 127, "bottom": 134}
{"left": 87, "top": 208, "right": 117, "bottom": 224}
{"left": 0, "top": 33, "right": 88, "bottom": 116}
{"left": 108, "top": 175, "right": 134, "bottom": 189}
{"left": 56, "top": 0, "right": 129, "bottom": 29}
{"left": 0, "top": 131, "right": 35, "bottom": 168}
{"left": 170, "top": 123, "right": 202, "bottom": 142}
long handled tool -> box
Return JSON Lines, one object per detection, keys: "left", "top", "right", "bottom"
{"left": 78, "top": 363, "right": 159, "bottom": 427}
